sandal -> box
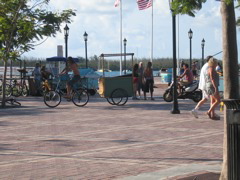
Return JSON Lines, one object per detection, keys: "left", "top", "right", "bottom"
{"left": 213, "top": 113, "right": 220, "bottom": 118}
{"left": 211, "top": 116, "right": 220, "bottom": 120}
{"left": 206, "top": 112, "right": 212, "bottom": 119}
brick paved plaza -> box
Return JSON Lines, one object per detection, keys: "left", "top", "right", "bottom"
{"left": 0, "top": 88, "right": 223, "bottom": 179}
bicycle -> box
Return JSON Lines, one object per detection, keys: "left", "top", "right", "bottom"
{"left": 19, "top": 77, "right": 29, "bottom": 97}
{"left": 1, "top": 79, "right": 11, "bottom": 97}
{"left": 41, "top": 79, "right": 51, "bottom": 94}
{"left": 4, "top": 79, "right": 21, "bottom": 97}
{"left": 4, "top": 78, "right": 28, "bottom": 97}
{"left": 36, "top": 78, "right": 52, "bottom": 96}
{"left": 17, "top": 68, "right": 29, "bottom": 96}
{"left": 43, "top": 75, "right": 89, "bottom": 108}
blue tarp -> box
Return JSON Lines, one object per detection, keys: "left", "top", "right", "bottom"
{"left": 79, "top": 68, "right": 100, "bottom": 90}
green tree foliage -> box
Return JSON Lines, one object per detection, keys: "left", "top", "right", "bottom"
{"left": 0, "top": 0, "right": 75, "bottom": 58}
{"left": 171, "top": 0, "right": 206, "bottom": 16}
{"left": 0, "top": 0, "right": 75, "bottom": 107}
{"left": 171, "top": 0, "right": 234, "bottom": 16}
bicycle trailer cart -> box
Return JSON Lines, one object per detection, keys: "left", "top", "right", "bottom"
{"left": 98, "top": 76, "right": 133, "bottom": 106}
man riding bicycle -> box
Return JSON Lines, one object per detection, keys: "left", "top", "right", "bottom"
{"left": 60, "top": 56, "right": 80, "bottom": 99}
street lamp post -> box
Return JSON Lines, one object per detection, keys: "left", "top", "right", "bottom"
{"left": 84, "top": 31, "right": 88, "bottom": 68}
{"left": 169, "top": 0, "right": 180, "bottom": 114}
{"left": 64, "top": 24, "right": 69, "bottom": 65}
{"left": 64, "top": 24, "right": 69, "bottom": 58}
{"left": 123, "top": 38, "right": 127, "bottom": 75}
{"left": 188, "top": 29, "right": 193, "bottom": 69}
{"left": 201, "top": 38, "right": 205, "bottom": 67}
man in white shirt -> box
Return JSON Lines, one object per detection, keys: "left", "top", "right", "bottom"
{"left": 191, "top": 56, "right": 212, "bottom": 118}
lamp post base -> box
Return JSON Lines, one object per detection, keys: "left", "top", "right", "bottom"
{"left": 171, "top": 109, "right": 180, "bottom": 114}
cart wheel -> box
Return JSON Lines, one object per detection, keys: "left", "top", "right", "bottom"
{"left": 106, "top": 97, "right": 115, "bottom": 105}
{"left": 44, "top": 90, "right": 61, "bottom": 108}
{"left": 72, "top": 89, "right": 89, "bottom": 107}
{"left": 111, "top": 88, "right": 128, "bottom": 106}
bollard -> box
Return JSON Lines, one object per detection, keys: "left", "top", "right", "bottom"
{"left": 222, "top": 99, "right": 240, "bottom": 180}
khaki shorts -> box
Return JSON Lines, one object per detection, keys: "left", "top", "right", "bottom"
{"left": 179, "top": 80, "right": 191, "bottom": 87}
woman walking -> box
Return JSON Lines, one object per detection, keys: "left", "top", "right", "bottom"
{"left": 205, "top": 57, "right": 221, "bottom": 120}
{"left": 143, "top": 61, "right": 154, "bottom": 100}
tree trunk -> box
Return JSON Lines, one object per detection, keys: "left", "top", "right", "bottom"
{"left": 220, "top": 1, "right": 239, "bottom": 179}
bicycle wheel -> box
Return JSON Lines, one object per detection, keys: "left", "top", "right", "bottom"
{"left": 111, "top": 88, "right": 128, "bottom": 106}
{"left": 72, "top": 89, "right": 89, "bottom": 107}
{"left": 21, "top": 84, "right": 29, "bottom": 97}
{"left": 11, "top": 84, "right": 22, "bottom": 97}
{"left": 44, "top": 90, "right": 61, "bottom": 108}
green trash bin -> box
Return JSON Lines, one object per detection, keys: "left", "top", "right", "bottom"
{"left": 222, "top": 99, "right": 240, "bottom": 180}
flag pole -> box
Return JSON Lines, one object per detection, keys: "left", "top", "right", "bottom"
{"left": 120, "top": 0, "right": 123, "bottom": 75}
{"left": 150, "top": 0, "right": 153, "bottom": 63}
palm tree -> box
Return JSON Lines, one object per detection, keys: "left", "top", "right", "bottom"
{"left": 219, "top": 2, "right": 239, "bottom": 179}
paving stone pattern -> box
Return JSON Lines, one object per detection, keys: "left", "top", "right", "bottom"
{"left": 0, "top": 89, "right": 223, "bottom": 180}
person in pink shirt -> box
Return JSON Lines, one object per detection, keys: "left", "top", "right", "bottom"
{"left": 177, "top": 63, "right": 193, "bottom": 95}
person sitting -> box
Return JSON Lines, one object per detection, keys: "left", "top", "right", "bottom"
{"left": 40, "top": 66, "right": 53, "bottom": 91}
{"left": 41, "top": 66, "right": 52, "bottom": 81}
{"left": 60, "top": 56, "right": 80, "bottom": 99}
{"left": 177, "top": 63, "right": 193, "bottom": 95}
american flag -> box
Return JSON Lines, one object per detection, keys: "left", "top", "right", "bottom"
{"left": 137, "top": 0, "right": 152, "bottom": 10}
{"left": 114, "top": 0, "right": 121, "bottom": 7}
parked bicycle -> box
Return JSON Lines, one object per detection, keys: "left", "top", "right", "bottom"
{"left": 43, "top": 75, "right": 89, "bottom": 108}
{"left": 19, "top": 77, "right": 29, "bottom": 96}
{"left": 4, "top": 78, "right": 28, "bottom": 97}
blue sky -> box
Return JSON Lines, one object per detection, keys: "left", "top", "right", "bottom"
{"left": 23, "top": 0, "right": 240, "bottom": 61}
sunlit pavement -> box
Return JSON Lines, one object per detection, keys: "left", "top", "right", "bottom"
{"left": 0, "top": 87, "right": 223, "bottom": 179}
